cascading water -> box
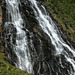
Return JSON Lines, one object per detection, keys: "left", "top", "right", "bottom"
{"left": 28, "top": 0, "right": 75, "bottom": 74}
{"left": 5, "top": 0, "right": 33, "bottom": 73}
{"left": 3, "top": 0, "right": 75, "bottom": 75}
{"left": 28, "top": 0, "right": 75, "bottom": 55}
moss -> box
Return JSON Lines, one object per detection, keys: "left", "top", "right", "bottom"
{"left": 0, "top": 45, "right": 33, "bottom": 75}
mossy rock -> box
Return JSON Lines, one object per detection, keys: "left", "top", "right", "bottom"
{"left": 44, "top": 0, "right": 75, "bottom": 42}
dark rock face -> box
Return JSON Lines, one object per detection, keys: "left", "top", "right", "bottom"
{"left": 19, "top": 1, "right": 55, "bottom": 74}
{"left": 2, "top": 0, "right": 54, "bottom": 74}
{"left": 2, "top": 0, "right": 75, "bottom": 75}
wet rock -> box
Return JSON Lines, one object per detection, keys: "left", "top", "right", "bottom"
{"left": 2, "top": 0, "right": 75, "bottom": 75}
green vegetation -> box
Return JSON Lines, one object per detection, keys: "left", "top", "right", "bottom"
{"left": 45, "top": 0, "right": 75, "bottom": 41}
{"left": 0, "top": 41, "right": 32, "bottom": 75}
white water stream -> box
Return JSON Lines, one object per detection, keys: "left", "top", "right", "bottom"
{"left": 28, "top": 0, "right": 75, "bottom": 74}
{"left": 5, "top": 0, "right": 33, "bottom": 73}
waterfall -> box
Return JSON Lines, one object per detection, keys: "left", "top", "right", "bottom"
{"left": 5, "top": 0, "right": 33, "bottom": 73}
{"left": 28, "top": 0, "right": 75, "bottom": 55}
{"left": 28, "top": 0, "right": 75, "bottom": 74}
{"left": 4, "top": 0, "right": 75, "bottom": 75}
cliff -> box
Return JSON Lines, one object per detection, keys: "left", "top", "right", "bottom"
{"left": 0, "top": 0, "right": 75, "bottom": 75}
